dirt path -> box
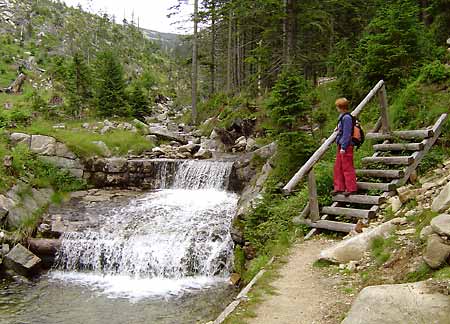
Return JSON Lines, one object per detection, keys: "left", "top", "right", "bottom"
{"left": 246, "top": 238, "right": 353, "bottom": 324}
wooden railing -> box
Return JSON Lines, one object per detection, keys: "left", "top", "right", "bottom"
{"left": 282, "top": 80, "right": 389, "bottom": 221}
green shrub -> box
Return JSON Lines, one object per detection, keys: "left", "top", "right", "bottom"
{"left": 419, "top": 61, "right": 450, "bottom": 84}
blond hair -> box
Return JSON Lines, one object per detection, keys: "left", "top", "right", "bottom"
{"left": 335, "top": 98, "right": 350, "bottom": 110}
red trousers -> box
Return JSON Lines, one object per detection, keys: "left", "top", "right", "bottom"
{"left": 334, "top": 145, "right": 357, "bottom": 193}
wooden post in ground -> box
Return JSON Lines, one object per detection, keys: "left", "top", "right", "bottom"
{"left": 378, "top": 83, "right": 390, "bottom": 134}
{"left": 308, "top": 170, "right": 320, "bottom": 222}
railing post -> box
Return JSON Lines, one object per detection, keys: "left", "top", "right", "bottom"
{"left": 308, "top": 170, "right": 320, "bottom": 222}
{"left": 378, "top": 83, "right": 390, "bottom": 134}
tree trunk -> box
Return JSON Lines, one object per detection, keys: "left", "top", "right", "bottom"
{"left": 2, "top": 73, "right": 27, "bottom": 94}
{"left": 210, "top": 0, "right": 216, "bottom": 96}
{"left": 227, "top": 9, "right": 233, "bottom": 94}
{"left": 191, "top": 0, "right": 199, "bottom": 124}
{"left": 283, "top": 0, "right": 296, "bottom": 67}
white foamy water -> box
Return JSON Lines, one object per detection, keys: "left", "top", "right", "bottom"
{"left": 51, "top": 161, "right": 238, "bottom": 300}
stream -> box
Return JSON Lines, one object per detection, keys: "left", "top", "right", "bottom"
{"left": 0, "top": 160, "right": 239, "bottom": 324}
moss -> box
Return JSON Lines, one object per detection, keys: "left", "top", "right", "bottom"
{"left": 434, "top": 266, "right": 450, "bottom": 280}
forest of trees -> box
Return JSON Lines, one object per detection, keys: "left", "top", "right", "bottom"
{"left": 182, "top": 0, "right": 450, "bottom": 103}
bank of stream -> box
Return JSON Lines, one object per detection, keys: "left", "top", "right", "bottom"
{"left": 1, "top": 160, "right": 240, "bottom": 324}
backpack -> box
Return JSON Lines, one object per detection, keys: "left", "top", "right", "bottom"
{"left": 338, "top": 113, "right": 365, "bottom": 149}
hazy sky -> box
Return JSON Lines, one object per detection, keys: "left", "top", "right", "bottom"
{"left": 61, "top": 0, "right": 194, "bottom": 34}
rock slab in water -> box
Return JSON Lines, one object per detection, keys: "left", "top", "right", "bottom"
{"left": 342, "top": 281, "right": 450, "bottom": 324}
{"left": 432, "top": 182, "right": 450, "bottom": 212}
{"left": 4, "top": 244, "right": 42, "bottom": 277}
{"left": 319, "top": 218, "right": 401, "bottom": 264}
{"left": 431, "top": 213, "right": 450, "bottom": 237}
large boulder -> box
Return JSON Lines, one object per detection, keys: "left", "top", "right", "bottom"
{"left": 431, "top": 213, "right": 450, "bottom": 237}
{"left": 432, "top": 182, "right": 450, "bottom": 212}
{"left": 30, "top": 135, "right": 56, "bottom": 155}
{"left": 4, "top": 244, "right": 42, "bottom": 277}
{"left": 423, "top": 234, "right": 450, "bottom": 269}
{"left": 55, "top": 142, "right": 76, "bottom": 159}
{"left": 10, "top": 132, "right": 31, "bottom": 147}
{"left": 92, "top": 141, "right": 112, "bottom": 157}
{"left": 148, "top": 125, "right": 187, "bottom": 144}
{"left": 319, "top": 218, "right": 401, "bottom": 264}
{"left": 342, "top": 281, "right": 450, "bottom": 324}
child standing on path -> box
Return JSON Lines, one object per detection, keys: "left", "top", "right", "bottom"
{"left": 333, "top": 98, "right": 357, "bottom": 196}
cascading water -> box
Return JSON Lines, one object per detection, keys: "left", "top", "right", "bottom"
{"left": 51, "top": 160, "right": 238, "bottom": 300}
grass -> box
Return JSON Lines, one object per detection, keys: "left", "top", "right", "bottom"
{"left": 370, "top": 234, "right": 398, "bottom": 265}
{"left": 17, "top": 119, "right": 154, "bottom": 158}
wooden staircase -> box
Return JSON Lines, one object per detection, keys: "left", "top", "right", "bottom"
{"left": 283, "top": 80, "right": 448, "bottom": 237}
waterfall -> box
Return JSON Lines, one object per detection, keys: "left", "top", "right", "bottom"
{"left": 52, "top": 160, "right": 238, "bottom": 299}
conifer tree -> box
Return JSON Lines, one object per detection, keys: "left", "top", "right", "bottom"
{"left": 65, "top": 52, "right": 92, "bottom": 117}
{"left": 128, "top": 84, "right": 150, "bottom": 121}
{"left": 94, "top": 50, "right": 130, "bottom": 117}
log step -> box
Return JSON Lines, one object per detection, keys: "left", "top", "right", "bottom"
{"left": 321, "top": 206, "right": 375, "bottom": 219}
{"left": 362, "top": 156, "right": 414, "bottom": 166}
{"left": 373, "top": 143, "right": 424, "bottom": 152}
{"left": 366, "top": 129, "right": 434, "bottom": 141}
{"left": 356, "top": 169, "right": 405, "bottom": 179}
{"left": 303, "top": 219, "right": 356, "bottom": 233}
{"left": 333, "top": 194, "right": 386, "bottom": 205}
{"left": 357, "top": 182, "right": 396, "bottom": 191}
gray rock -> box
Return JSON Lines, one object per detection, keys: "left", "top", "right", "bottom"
{"left": 342, "top": 281, "right": 450, "bottom": 324}
{"left": 145, "top": 135, "right": 158, "bottom": 144}
{"left": 148, "top": 125, "right": 186, "bottom": 143}
{"left": 194, "top": 148, "right": 212, "bottom": 159}
{"left": 92, "top": 141, "right": 112, "bottom": 157}
{"left": 30, "top": 135, "right": 56, "bottom": 155}
{"left": 4, "top": 244, "right": 41, "bottom": 277}
{"left": 431, "top": 213, "right": 450, "bottom": 237}
{"left": 10, "top": 132, "right": 31, "bottom": 147}
{"left": 432, "top": 182, "right": 450, "bottom": 212}
{"left": 245, "top": 138, "right": 258, "bottom": 152}
{"left": 388, "top": 196, "right": 402, "bottom": 213}
{"left": 100, "top": 125, "right": 113, "bottom": 135}
{"left": 423, "top": 234, "right": 450, "bottom": 269}
{"left": 39, "top": 156, "right": 83, "bottom": 170}
{"left": 0, "top": 207, "right": 8, "bottom": 221}
{"left": 55, "top": 142, "right": 76, "bottom": 159}
{"left": 105, "top": 158, "right": 128, "bottom": 173}
{"left": 319, "top": 218, "right": 400, "bottom": 264}
{"left": 420, "top": 225, "right": 435, "bottom": 240}
{"left": 1, "top": 244, "right": 10, "bottom": 256}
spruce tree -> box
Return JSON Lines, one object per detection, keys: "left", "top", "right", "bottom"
{"left": 94, "top": 51, "right": 130, "bottom": 117}
{"left": 65, "top": 52, "right": 92, "bottom": 117}
{"left": 128, "top": 84, "right": 150, "bottom": 121}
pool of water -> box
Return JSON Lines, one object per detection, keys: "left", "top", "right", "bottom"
{"left": 0, "top": 275, "right": 235, "bottom": 324}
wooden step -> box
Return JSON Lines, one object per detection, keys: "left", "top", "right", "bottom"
{"left": 356, "top": 169, "right": 404, "bottom": 179}
{"left": 333, "top": 194, "right": 386, "bottom": 205}
{"left": 357, "top": 181, "right": 396, "bottom": 191}
{"left": 373, "top": 143, "right": 424, "bottom": 152}
{"left": 303, "top": 219, "right": 356, "bottom": 233}
{"left": 322, "top": 206, "right": 375, "bottom": 219}
{"left": 366, "top": 129, "right": 433, "bottom": 141}
{"left": 362, "top": 156, "right": 414, "bottom": 166}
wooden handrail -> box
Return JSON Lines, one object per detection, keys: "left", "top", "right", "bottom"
{"left": 283, "top": 80, "right": 386, "bottom": 193}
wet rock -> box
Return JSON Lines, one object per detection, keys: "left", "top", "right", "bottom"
{"left": 230, "top": 273, "right": 241, "bottom": 285}
{"left": 92, "top": 141, "right": 112, "bottom": 157}
{"left": 342, "top": 281, "right": 450, "bottom": 324}
{"left": 27, "top": 238, "right": 61, "bottom": 257}
{"left": 4, "top": 244, "right": 42, "bottom": 277}
{"left": 30, "top": 135, "right": 56, "bottom": 155}
{"left": 10, "top": 132, "right": 31, "bottom": 146}
{"left": 194, "top": 148, "right": 212, "bottom": 159}
{"left": 231, "top": 227, "right": 244, "bottom": 245}
{"left": 319, "top": 218, "right": 400, "bottom": 264}
{"left": 430, "top": 213, "right": 450, "bottom": 237}
{"left": 243, "top": 243, "right": 256, "bottom": 260}
{"left": 423, "top": 234, "right": 450, "bottom": 269}
{"left": 432, "top": 182, "right": 450, "bottom": 212}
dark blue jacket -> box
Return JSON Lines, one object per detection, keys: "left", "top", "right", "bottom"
{"left": 336, "top": 113, "right": 353, "bottom": 150}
